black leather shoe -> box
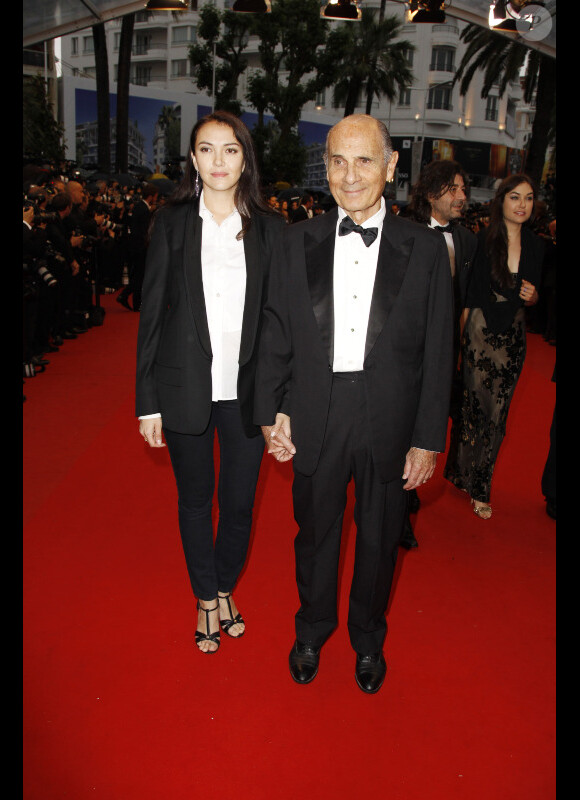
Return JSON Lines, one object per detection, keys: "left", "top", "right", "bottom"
{"left": 289, "top": 640, "right": 320, "bottom": 684}
{"left": 399, "top": 517, "right": 418, "bottom": 549}
{"left": 355, "top": 652, "right": 387, "bottom": 694}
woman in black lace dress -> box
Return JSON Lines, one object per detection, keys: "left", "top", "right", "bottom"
{"left": 444, "top": 174, "right": 544, "bottom": 519}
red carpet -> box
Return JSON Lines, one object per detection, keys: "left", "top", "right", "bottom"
{"left": 23, "top": 295, "right": 556, "bottom": 799}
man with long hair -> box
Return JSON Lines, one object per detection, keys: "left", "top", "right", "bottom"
{"left": 404, "top": 160, "right": 478, "bottom": 544}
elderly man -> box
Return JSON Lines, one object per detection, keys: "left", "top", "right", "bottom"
{"left": 254, "top": 115, "right": 453, "bottom": 694}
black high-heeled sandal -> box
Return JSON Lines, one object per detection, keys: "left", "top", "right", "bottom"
{"left": 195, "top": 601, "right": 221, "bottom": 653}
{"left": 218, "top": 593, "right": 245, "bottom": 638}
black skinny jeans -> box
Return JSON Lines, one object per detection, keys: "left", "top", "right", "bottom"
{"left": 164, "top": 401, "right": 264, "bottom": 602}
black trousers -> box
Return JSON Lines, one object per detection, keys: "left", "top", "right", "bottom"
{"left": 164, "top": 401, "right": 264, "bottom": 601}
{"left": 292, "top": 372, "right": 407, "bottom": 655}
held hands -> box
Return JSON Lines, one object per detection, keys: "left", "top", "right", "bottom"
{"left": 139, "top": 417, "right": 166, "bottom": 448}
{"left": 261, "top": 413, "right": 295, "bottom": 462}
{"left": 402, "top": 447, "right": 437, "bottom": 490}
{"left": 519, "top": 279, "right": 538, "bottom": 306}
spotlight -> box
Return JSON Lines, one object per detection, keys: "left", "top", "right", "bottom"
{"left": 406, "top": 1, "right": 446, "bottom": 23}
{"left": 488, "top": 1, "right": 541, "bottom": 32}
{"left": 321, "top": 0, "right": 362, "bottom": 21}
{"left": 232, "top": 0, "right": 271, "bottom": 12}
{"left": 145, "top": 0, "right": 188, "bottom": 10}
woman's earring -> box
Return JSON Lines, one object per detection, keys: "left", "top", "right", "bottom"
{"left": 194, "top": 169, "right": 201, "bottom": 197}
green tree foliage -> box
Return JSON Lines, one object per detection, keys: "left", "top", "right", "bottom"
{"left": 246, "top": 0, "right": 335, "bottom": 140}
{"left": 189, "top": 4, "right": 253, "bottom": 116}
{"left": 327, "top": 8, "right": 415, "bottom": 118}
{"left": 453, "top": 24, "right": 555, "bottom": 188}
{"left": 23, "top": 74, "right": 65, "bottom": 162}
{"left": 158, "top": 105, "right": 181, "bottom": 162}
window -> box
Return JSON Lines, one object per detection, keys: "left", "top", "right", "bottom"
{"left": 430, "top": 47, "right": 455, "bottom": 73}
{"left": 485, "top": 95, "right": 498, "bottom": 121}
{"left": 83, "top": 36, "right": 94, "bottom": 55}
{"left": 71, "top": 38, "right": 78, "bottom": 55}
{"left": 398, "top": 88, "right": 411, "bottom": 106}
{"left": 402, "top": 47, "right": 414, "bottom": 68}
{"left": 171, "top": 60, "right": 189, "bottom": 78}
{"left": 132, "top": 65, "right": 152, "bottom": 85}
{"left": 172, "top": 26, "right": 195, "bottom": 44}
{"left": 315, "top": 89, "right": 326, "bottom": 107}
{"left": 427, "top": 84, "right": 452, "bottom": 111}
{"left": 133, "top": 35, "right": 151, "bottom": 56}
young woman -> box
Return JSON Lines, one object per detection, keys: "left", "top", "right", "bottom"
{"left": 136, "top": 111, "right": 284, "bottom": 652}
{"left": 444, "top": 174, "right": 544, "bottom": 519}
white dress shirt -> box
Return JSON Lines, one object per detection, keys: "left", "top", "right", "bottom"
{"left": 199, "top": 192, "right": 246, "bottom": 401}
{"left": 429, "top": 216, "right": 455, "bottom": 276}
{"left": 332, "top": 198, "right": 386, "bottom": 372}
{"left": 139, "top": 192, "right": 246, "bottom": 419}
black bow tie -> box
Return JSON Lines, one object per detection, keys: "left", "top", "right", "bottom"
{"left": 434, "top": 223, "right": 454, "bottom": 233}
{"left": 338, "top": 216, "right": 378, "bottom": 247}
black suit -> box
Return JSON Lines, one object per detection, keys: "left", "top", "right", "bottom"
{"left": 291, "top": 205, "right": 310, "bottom": 224}
{"left": 136, "top": 200, "right": 285, "bottom": 600}
{"left": 120, "top": 198, "right": 153, "bottom": 310}
{"left": 434, "top": 221, "right": 478, "bottom": 420}
{"left": 254, "top": 208, "right": 453, "bottom": 652}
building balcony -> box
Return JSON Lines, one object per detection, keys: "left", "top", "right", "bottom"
{"left": 423, "top": 104, "right": 455, "bottom": 126}
{"left": 431, "top": 24, "right": 460, "bottom": 45}
{"left": 131, "top": 44, "right": 168, "bottom": 61}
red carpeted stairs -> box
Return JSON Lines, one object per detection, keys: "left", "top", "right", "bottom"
{"left": 23, "top": 295, "right": 556, "bottom": 799}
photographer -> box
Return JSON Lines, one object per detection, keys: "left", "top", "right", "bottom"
{"left": 117, "top": 183, "right": 159, "bottom": 312}
{"left": 45, "top": 192, "right": 87, "bottom": 340}
{"left": 23, "top": 202, "right": 58, "bottom": 373}
{"left": 90, "top": 197, "right": 127, "bottom": 291}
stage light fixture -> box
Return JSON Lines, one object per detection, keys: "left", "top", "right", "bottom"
{"left": 488, "top": 1, "right": 543, "bottom": 32}
{"left": 232, "top": 0, "right": 271, "bottom": 12}
{"left": 406, "top": 1, "right": 446, "bottom": 24}
{"left": 145, "top": 0, "right": 188, "bottom": 10}
{"left": 321, "top": 0, "right": 362, "bottom": 21}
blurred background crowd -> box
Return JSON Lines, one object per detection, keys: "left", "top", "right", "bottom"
{"left": 23, "top": 158, "right": 555, "bottom": 384}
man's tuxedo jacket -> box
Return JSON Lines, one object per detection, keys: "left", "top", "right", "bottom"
{"left": 254, "top": 208, "right": 454, "bottom": 482}
{"left": 450, "top": 222, "right": 478, "bottom": 310}
{"left": 135, "top": 200, "right": 285, "bottom": 437}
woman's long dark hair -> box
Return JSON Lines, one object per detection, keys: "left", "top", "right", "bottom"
{"left": 167, "top": 110, "right": 271, "bottom": 238}
{"left": 486, "top": 173, "right": 537, "bottom": 288}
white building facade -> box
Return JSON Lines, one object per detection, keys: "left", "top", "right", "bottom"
{"left": 58, "top": 0, "right": 535, "bottom": 200}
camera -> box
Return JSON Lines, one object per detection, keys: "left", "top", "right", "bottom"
{"left": 37, "top": 261, "right": 58, "bottom": 288}
{"left": 23, "top": 197, "right": 59, "bottom": 226}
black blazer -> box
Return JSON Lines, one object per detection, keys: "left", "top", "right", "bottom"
{"left": 135, "top": 200, "right": 285, "bottom": 437}
{"left": 465, "top": 225, "right": 545, "bottom": 334}
{"left": 254, "top": 208, "right": 454, "bottom": 482}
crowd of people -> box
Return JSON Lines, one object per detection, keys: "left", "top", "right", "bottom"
{"left": 24, "top": 117, "right": 556, "bottom": 693}
{"left": 23, "top": 165, "right": 172, "bottom": 381}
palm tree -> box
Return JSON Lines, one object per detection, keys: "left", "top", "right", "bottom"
{"left": 327, "top": 8, "right": 414, "bottom": 118}
{"left": 115, "top": 13, "right": 135, "bottom": 173}
{"left": 453, "top": 24, "right": 555, "bottom": 188}
{"left": 92, "top": 22, "right": 111, "bottom": 172}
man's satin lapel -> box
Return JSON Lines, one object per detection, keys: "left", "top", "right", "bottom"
{"left": 365, "top": 223, "right": 414, "bottom": 360}
{"left": 183, "top": 202, "right": 212, "bottom": 358}
{"left": 305, "top": 213, "right": 337, "bottom": 366}
{"left": 239, "top": 218, "right": 261, "bottom": 365}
